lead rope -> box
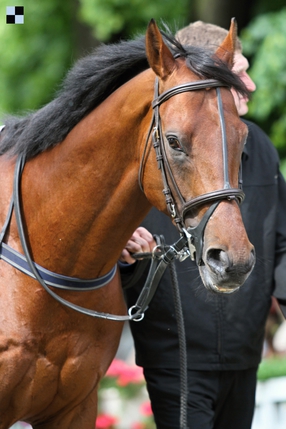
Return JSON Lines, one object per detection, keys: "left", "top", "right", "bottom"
{"left": 133, "top": 244, "right": 189, "bottom": 429}
{"left": 169, "top": 260, "right": 189, "bottom": 429}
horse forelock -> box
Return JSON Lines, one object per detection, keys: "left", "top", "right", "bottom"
{"left": 161, "top": 29, "right": 248, "bottom": 97}
{"left": 0, "top": 29, "right": 247, "bottom": 160}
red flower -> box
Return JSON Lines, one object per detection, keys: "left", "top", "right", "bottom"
{"left": 131, "top": 423, "right": 144, "bottom": 429}
{"left": 140, "top": 401, "right": 153, "bottom": 416}
{"left": 106, "top": 359, "right": 144, "bottom": 386}
{"left": 95, "top": 414, "right": 118, "bottom": 429}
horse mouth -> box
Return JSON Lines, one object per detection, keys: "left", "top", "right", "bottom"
{"left": 198, "top": 264, "right": 251, "bottom": 294}
{"left": 206, "top": 283, "right": 241, "bottom": 294}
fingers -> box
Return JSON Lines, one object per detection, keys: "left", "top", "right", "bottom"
{"left": 120, "top": 248, "right": 137, "bottom": 264}
{"left": 129, "top": 227, "right": 157, "bottom": 253}
{"left": 120, "top": 227, "right": 157, "bottom": 263}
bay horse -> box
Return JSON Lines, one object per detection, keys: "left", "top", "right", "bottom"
{"left": 0, "top": 19, "right": 254, "bottom": 428}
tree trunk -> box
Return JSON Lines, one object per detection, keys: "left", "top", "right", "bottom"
{"left": 189, "top": 0, "right": 257, "bottom": 31}
{"left": 71, "top": 0, "right": 100, "bottom": 59}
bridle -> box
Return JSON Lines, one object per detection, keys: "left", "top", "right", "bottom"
{"left": 139, "top": 77, "right": 245, "bottom": 265}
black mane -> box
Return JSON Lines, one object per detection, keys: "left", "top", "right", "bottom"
{"left": 0, "top": 30, "right": 248, "bottom": 159}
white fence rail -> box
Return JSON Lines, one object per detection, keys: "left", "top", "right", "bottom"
{"left": 252, "top": 376, "right": 286, "bottom": 429}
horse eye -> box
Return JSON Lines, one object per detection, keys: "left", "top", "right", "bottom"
{"left": 167, "top": 137, "right": 183, "bottom": 152}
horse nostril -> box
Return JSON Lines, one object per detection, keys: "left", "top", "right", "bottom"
{"left": 206, "top": 248, "right": 230, "bottom": 273}
{"left": 206, "top": 247, "right": 256, "bottom": 276}
{"left": 249, "top": 248, "right": 256, "bottom": 269}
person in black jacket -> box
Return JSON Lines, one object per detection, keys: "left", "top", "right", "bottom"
{"left": 120, "top": 21, "right": 286, "bottom": 429}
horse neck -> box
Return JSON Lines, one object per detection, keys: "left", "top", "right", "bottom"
{"left": 19, "top": 70, "right": 155, "bottom": 278}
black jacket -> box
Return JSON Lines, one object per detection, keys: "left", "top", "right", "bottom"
{"left": 121, "top": 120, "right": 286, "bottom": 370}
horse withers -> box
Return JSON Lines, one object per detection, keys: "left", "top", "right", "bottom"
{"left": 0, "top": 19, "right": 254, "bottom": 428}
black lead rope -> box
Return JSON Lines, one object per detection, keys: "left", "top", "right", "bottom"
{"left": 169, "top": 260, "right": 189, "bottom": 429}
{"left": 133, "top": 241, "right": 189, "bottom": 429}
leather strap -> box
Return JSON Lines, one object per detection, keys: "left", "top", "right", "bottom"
{"left": 0, "top": 241, "right": 117, "bottom": 290}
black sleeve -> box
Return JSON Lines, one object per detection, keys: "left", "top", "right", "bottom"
{"left": 119, "top": 259, "right": 151, "bottom": 290}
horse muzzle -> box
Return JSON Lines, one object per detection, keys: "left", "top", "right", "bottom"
{"left": 198, "top": 245, "right": 256, "bottom": 294}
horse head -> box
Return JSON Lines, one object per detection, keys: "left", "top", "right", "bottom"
{"left": 142, "top": 19, "right": 255, "bottom": 293}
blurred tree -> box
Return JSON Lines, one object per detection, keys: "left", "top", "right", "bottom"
{"left": 0, "top": 0, "right": 189, "bottom": 116}
{"left": 189, "top": 0, "right": 284, "bottom": 29}
{"left": 0, "top": 0, "right": 74, "bottom": 115}
{"left": 77, "top": 0, "right": 189, "bottom": 42}
{"left": 240, "top": 8, "right": 286, "bottom": 173}
{"left": 1, "top": 0, "right": 285, "bottom": 173}
{"left": 189, "top": 0, "right": 256, "bottom": 29}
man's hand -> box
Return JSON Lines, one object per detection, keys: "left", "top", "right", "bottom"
{"left": 120, "top": 227, "right": 157, "bottom": 264}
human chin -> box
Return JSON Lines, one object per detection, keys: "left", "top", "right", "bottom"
{"left": 236, "top": 98, "right": 249, "bottom": 116}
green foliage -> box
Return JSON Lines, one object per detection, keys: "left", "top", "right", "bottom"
{"left": 240, "top": 9, "right": 286, "bottom": 159}
{"left": 0, "top": 0, "right": 73, "bottom": 117}
{"left": 78, "top": 0, "right": 189, "bottom": 41}
{"left": 280, "top": 159, "right": 286, "bottom": 178}
{"left": 252, "top": 0, "right": 286, "bottom": 16}
{"left": 257, "top": 356, "right": 286, "bottom": 380}
{"left": 0, "top": 0, "right": 189, "bottom": 118}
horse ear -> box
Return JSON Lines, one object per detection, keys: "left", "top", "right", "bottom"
{"left": 214, "top": 17, "right": 237, "bottom": 68}
{"left": 145, "top": 19, "right": 176, "bottom": 80}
